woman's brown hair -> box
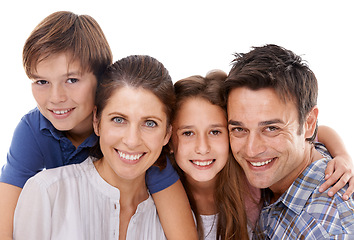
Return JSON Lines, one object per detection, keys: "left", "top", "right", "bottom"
{"left": 171, "top": 70, "right": 249, "bottom": 239}
{"left": 23, "top": 11, "right": 112, "bottom": 80}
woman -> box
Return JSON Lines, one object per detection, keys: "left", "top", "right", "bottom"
{"left": 13, "top": 55, "right": 191, "bottom": 239}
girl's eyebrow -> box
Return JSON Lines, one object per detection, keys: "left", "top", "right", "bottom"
{"left": 178, "top": 123, "right": 225, "bottom": 130}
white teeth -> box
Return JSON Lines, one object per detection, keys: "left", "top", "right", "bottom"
{"left": 53, "top": 109, "right": 71, "bottom": 115}
{"left": 192, "top": 160, "right": 214, "bottom": 166}
{"left": 250, "top": 159, "right": 273, "bottom": 167}
{"left": 118, "top": 151, "right": 143, "bottom": 161}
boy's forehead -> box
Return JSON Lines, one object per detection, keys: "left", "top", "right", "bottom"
{"left": 30, "top": 53, "right": 89, "bottom": 77}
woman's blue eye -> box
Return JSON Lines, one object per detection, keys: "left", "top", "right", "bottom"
{"left": 113, "top": 117, "right": 125, "bottom": 124}
{"left": 145, "top": 120, "right": 157, "bottom": 128}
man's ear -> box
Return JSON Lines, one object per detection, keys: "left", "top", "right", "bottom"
{"left": 93, "top": 107, "right": 100, "bottom": 136}
{"left": 304, "top": 106, "right": 319, "bottom": 139}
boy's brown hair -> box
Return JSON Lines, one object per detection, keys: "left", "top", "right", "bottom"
{"left": 23, "top": 11, "right": 112, "bottom": 79}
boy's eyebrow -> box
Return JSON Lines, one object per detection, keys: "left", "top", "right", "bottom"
{"left": 30, "top": 71, "right": 81, "bottom": 79}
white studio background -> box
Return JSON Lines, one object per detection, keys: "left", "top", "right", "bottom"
{"left": 0, "top": 0, "right": 353, "bottom": 168}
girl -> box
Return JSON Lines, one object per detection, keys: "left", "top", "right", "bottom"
{"left": 0, "top": 12, "right": 196, "bottom": 240}
{"left": 13, "top": 55, "right": 187, "bottom": 239}
{"left": 170, "top": 70, "right": 353, "bottom": 239}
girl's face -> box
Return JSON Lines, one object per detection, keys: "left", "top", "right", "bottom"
{"left": 94, "top": 86, "right": 171, "bottom": 182}
{"left": 31, "top": 53, "right": 97, "bottom": 136}
{"left": 172, "top": 97, "right": 229, "bottom": 183}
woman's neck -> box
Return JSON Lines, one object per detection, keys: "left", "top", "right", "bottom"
{"left": 94, "top": 158, "right": 149, "bottom": 240}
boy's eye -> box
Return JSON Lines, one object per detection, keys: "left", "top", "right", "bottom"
{"left": 145, "top": 120, "right": 157, "bottom": 128}
{"left": 182, "top": 131, "right": 194, "bottom": 137}
{"left": 113, "top": 117, "right": 125, "bottom": 124}
{"left": 35, "top": 80, "right": 49, "bottom": 85}
{"left": 67, "top": 78, "right": 79, "bottom": 84}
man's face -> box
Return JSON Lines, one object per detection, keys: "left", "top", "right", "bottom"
{"left": 227, "top": 87, "right": 316, "bottom": 196}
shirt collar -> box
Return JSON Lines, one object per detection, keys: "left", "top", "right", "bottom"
{"left": 39, "top": 111, "right": 98, "bottom": 148}
{"left": 264, "top": 157, "right": 330, "bottom": 215}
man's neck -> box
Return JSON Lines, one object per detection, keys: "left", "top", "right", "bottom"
{"left": 270, "top": 145, "right": 323, "bottom": 203}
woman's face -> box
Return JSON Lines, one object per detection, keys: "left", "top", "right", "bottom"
{"left": 94, "top": 86, "right": 171, "bottom": 182}
{"left": 172, "top": 97, "right": 229, "bottom": 183}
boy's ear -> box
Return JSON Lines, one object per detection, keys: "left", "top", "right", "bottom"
{"left": 304, "top": 106, "right": 319, "bottom": 139}
{"left": 93, "top": 107, "right": 100, "bottom": 136}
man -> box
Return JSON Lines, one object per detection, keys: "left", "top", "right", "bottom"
{"left": 225, "top": 44, "right": 354, "bottom": 239}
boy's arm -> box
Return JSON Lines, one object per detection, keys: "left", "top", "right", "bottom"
{"left": 152, "top": 180, "right": 198, "bottom": 240}
{"left": 0, "top": 183, "right": 22, "bottom": 240}
{"left": 317, "top": 125, "right": 354, "bottom": 200}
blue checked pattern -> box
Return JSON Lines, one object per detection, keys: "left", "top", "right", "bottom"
{"left": 252, "top": 152, "right": 354, "bottom": 239}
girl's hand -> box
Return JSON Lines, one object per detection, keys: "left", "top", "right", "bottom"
{"left": 319, "top": 154, "right": 354, "bottom": 200}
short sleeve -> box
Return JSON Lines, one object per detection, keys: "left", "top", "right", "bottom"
{"left": 145, "top": 156, "right": 179, "bottom": 194}
{"left": 0, "top": 116, "right": 44, "bottom": 188}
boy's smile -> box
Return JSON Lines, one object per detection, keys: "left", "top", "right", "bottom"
{"left": 31, "top": 52, "right": 97, "bottom": 143}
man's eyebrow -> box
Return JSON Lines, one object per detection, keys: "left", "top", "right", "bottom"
{"left": 228, "top": 120, "right": 242, "bottom": 126}
{"left": 259, "top": 119, "right": 284, "bottom": 126}
{"left": 228, "top": 119, "right": 284, "bottom": 126}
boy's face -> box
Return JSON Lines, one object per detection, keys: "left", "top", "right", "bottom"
{"left": 31, "top": 53, "right": 97, "bottom": 138}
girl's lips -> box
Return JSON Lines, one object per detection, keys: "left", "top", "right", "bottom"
{"left": 190, "top": 159, "right": 215, "bottom": 167}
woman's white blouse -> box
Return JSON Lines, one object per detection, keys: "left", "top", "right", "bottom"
{"left": 13, "top": 157, "right": 166, "bottom": 240}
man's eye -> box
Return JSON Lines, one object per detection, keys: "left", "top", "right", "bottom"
{"left": 67, "top": 78, "right": 79, "bottom": 84}
{"left": 266, "top": 126, "right": 279, "bottom": 132}
{"left": 145, "top": 120, "right": 157, "bottom": 128}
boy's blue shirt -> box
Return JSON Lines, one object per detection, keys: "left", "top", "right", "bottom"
{"left": 0, "top": 108, "right": 178, "bottom": 193}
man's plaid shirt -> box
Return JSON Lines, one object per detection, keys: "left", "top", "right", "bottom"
{"left": 253, "top": 149, "right": 354, "bottom": 239}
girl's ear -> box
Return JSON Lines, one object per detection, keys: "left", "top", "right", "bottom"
{"left": 93, "top": 107, "right": 100, "bottom": 136}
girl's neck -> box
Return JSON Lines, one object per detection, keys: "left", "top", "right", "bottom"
{"left": 185, "top": 175, "right": 218, "bottom": 215}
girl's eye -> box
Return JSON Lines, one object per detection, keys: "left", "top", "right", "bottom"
{"left": 67, "top": 78, "right": 79, "bottom": 84}
{"left": 35, "top": 80, "right": 49, "bottom": 85}
{"left": 113, "top": 117, "right": 125, "bottom": 124}
{"left": 182, "top": 131, "right": 194, "bottom": 137}
{"left": 210, "top": 130, "right": 221, "bottom": 136}
{"left": 145, "top": 120, "right": 157, "bottom": 128}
